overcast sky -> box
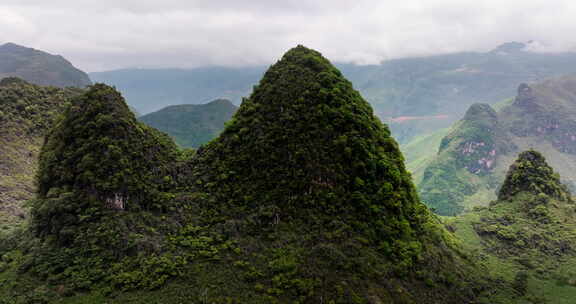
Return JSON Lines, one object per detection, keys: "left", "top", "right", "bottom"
{"left": 1, "top": 0, "right": 576, "bottom": 72}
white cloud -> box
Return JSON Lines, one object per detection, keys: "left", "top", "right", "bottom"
{"left": 2, "top": 0, "right": 576, "bottom": 71}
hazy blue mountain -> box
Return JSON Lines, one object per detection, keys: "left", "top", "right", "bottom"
{"left": 91, "top": 42, "right": 576, "bottom": 142}
{"left": 90, "top": 66, "right": 264, "bottom": 114}
{"left": 139, "top": 99, "right": 238, "bottom": 148}
{"left": 0, "top": 43, "right": 91, "bottom": 88}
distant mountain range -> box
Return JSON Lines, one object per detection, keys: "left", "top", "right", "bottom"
{"left": 92, "top": 42, "right": 576, "bottom": 143}
{"left": 0, "top": 43, "right": 91, "bottom": 88}
{"left": 417, "top": 76, "right": 576, "bottom": 215}
{"left": 139, "top": 99, "right": 238, "bottom": 148}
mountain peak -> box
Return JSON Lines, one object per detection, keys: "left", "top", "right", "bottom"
{"left": 498, "top": 150, "right": 571, "bottom": 201}
{"left": 191, "top": 44, "right": 426, "bottom": 254}
{"left": 0, "top": 42, "right": 91, "bottom": 87}
{"left": 463, "top": 103, "right": 498, "bottom": 122}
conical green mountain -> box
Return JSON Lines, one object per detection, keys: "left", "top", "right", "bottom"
{"left": 449, "top": 150, "right": 576, "bottom": 303}
{"left": 498, "top": 150, "right": 572, "bottom": 201}
{"left": 32, "top": 83, "right": 180, "bottom": 244}
{"left": 189, "top": 45, "right": 424, "bottom": 246}
{"left": 179, "top": 45, "right": 491, "bottom": 303}
{"left": 419, "top": 103, "right": 514, "bottom": 215}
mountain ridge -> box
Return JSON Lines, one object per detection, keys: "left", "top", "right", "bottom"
{"left": 139, "top": 98, "right": 237, "bottom": 148}
{"left": 418, "top": 75, "right": 576, "bottom": 215}
{"left": 0, "top": 43, "right": 91, "bottom": 88}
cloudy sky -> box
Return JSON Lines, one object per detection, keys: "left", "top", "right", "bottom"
{"left": 1, "top": 0, "right": 576, "bottom": 72}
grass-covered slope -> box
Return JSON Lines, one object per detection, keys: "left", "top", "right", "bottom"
{"left": 0, "top": 77, "right": 82, "bottom": 231}
{"left": 419, "top": 76, "right": 576, "bottom": 215}
{"left": 447, "top": 150, "right": 576, "bottom": 303}
{"left": 0, "top": 43, "right": 91, "bottom": 88}
{"left": 139, "top": 99, "right": 237, "bottom": 148}
{"left": 400, "top": 127, "right": 450, "bottom": 184}
{"left": 0, "top": 46, "right": 500, "bottom": 303}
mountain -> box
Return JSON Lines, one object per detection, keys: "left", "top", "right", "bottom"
{"left": 92, "top": 42, "right": 576, "bottom": 143}
{"left": 447, "top": 150, "right": 576, "bottom": 303}
{"left": 0, "top": 77, "right": 82, "bottom": 232}
{"left": 0, "top": 43, "right": 91, "bottom": 88}
{"left": 90, "top": 66, "right": 264, "bottom": 114}
{"left": 172, "top": 45, "right": 494, "bottom": 303}
{"left": 418, "top": 76, "right": 576, "bottom": 215}
{"left": 139, "top": 99, "right": 237, "bottom": 148}
{"left": 0, "top": 46, "right": 499, "bottom": 303}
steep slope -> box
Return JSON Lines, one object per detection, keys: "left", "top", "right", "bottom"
{"left": 173, "top": 45, "right": 493, "bottom": 303}
{"left": 419, "top": 103, "right": 515, "bottom": 215}
{"left": 0, "top": 84, "right": 185, "bottom": 301}
{"left": 0, "top": 47, "right": 501, "bottom": 303}
{"left": 32, "top": 84, "right": 181, "bottom": 244}
{"left": 139, "top": 99, "right": 237, "bottom": 148}
{"left": 448, "top": 150, "right": 576, "bottom": 303}
{"left": 0, "top": 77, "right": 82, "bottom": 231}
{"left": 92, "top": 42, "right": 576, "bottom": 142}
{"left": 0, "top": 43, "right": 91, "bottom": 88}
{"left": 419, "top": 76, "right": 576, "bottom": 215}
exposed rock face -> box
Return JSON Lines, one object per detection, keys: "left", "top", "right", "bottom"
{"left": 420, "top": 103, "right": 513, "bottom": 215}
{"left": 0, "top": 43, "right": 91, "bottom": 88}
{"left": 419, "top": 76, "right": 576, "bottom": 215}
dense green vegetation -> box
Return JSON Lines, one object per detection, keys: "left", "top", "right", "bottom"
{"left": 419, "top": 104, "right": 515, "bottom": 215}
{"left": 448, "top": 150, "right": 576, "bottom": 303}
{"left": 0, "top": 77, "right": 83, "bottom": 232}
{"left": 139, "top": 99, "right": 237, "bottom": 148}
{"left": 0, "top": 46, "right": 501, "bottom": 303}
{"left": 0, "top": 43, "right": 91, "bottom": 88}
{"left": 418, "top": 76, "right": 576, "bottom": 215}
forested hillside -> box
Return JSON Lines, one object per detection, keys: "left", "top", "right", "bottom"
{"left": 0, "top": 46, "right": 501, "bottom": 304}
{"left": 0, "top": 77, "right": 82, "bottom": 231}
{"left": 419, "top": 76, "right": 576, "bottom": 215}
{"left": 139, "top": 99, "right": 237, "bottom": 148}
